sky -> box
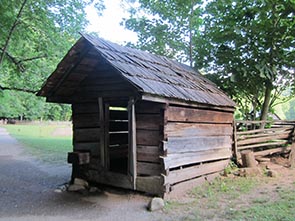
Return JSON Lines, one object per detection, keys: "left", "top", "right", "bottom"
{"left": 85, "top": 1, "right": 138, "bottom": 44}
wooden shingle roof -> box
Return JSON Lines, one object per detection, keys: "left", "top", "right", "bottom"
{"left": 38, "top": 33, "right": 235, "bottom": 107}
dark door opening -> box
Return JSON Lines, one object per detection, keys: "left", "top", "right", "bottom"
{"left": 107, "top": 104, "right": 129, "bottom": 174}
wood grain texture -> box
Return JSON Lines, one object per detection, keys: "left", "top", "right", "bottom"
{"left": 87, "top": 170, "right": 132, "bottom": 189}
{"left": 72, "top": 103, "right": 99, "bottom": 114}
{"left": 167, "top": 106, "right": 233, "bottom": 124}
{"left": 74, "top": 142, "right": 100, "bottom": 156}
{"left": 137, "top": 162, "right": 161, "bottom": 176}
{"left": 165, "top": 159, "right": 229, "bottom": 185}
{"left": 137, "top": 145, "right": 160, "bottom": 163}
{"left": 163, "top": 148, "right": 231, "bottom": 169}
{"left": 136, "top": 114, "right": 162, "bottom": 130}
{"left": 73, "top": 113, "right": 100, "bottom": 128}
{"left": 166, "top": 123, "right": 232, "bottom": 137}
{"left": 136, "top": 176, "right": 164, "bottom": 195}
{"left": 136, "top": 129, "right": 161, "bottom": 146}
{"left": 167, "top": 136, "right": 232, "bottom": 154}
{"left": 74, "top": 128, "right": 100, "bottom": 142}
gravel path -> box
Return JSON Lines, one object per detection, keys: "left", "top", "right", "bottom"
{"left": 0, "top": 127, "right": 166, "bottom": 221}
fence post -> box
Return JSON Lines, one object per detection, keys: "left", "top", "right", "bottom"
{"left": 233, "top": 119, "right": 238, "bottom": 163}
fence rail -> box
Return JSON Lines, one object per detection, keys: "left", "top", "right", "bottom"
{"left": 233, "top": 120, "right": 295, "bottom": 161}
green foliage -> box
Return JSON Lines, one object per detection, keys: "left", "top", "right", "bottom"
{"left": 192, "top": 177, "right": 258, "bottom": 200}
{"left": 0, "top": 90, "right": 71, "bottom": 120}
{"left": 124, "top": 0, "right": 295, "bottom": 120}
{"left": 0, "top": 0, "right": 104, "bottom": 120}
{"left": 228, "top": 188, "right": 295, "bottom": 221}
{"left": 275, "top": 97, "right": 295, "bottom": 120}
{"left": 123, "top": 0, "right": 203, "bottom": 65}
{"left": 199, "top": 0, "right": 295, "bottom": 120}
{"left": 4, "top": 124, "right": 72, "bottom": 164}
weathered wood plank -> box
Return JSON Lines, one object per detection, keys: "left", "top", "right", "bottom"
{"left": 237, "top": 130, "right": 292, "bottom": 140}
{"left": 80, "top": 76, "right": 124, "bottom": 86}
{"left": 167, "top": 106, "right": 233, "bottom": 124}
{"left": 99, "top": 97, "right": 105, "bottom": 167}
{"left": 166, "top": 123, "right": 233, "bottom": 137}
{"left": 74, "top": 128, "right": 100, "bottom": 142}
{"left": 136, "top": 129, "right": 161, "bottom": 146}
{"left": 72, "top": 103, "right": 99, "bottom": 114}
{"left": 128, "top": 98, "right": 137, "bottom": 189}
{"left": 75, "top": 90, "right": 134, "bottom": 98}
{"left": 165, "top": 159, "right": 229, "bottom": 185}
{"left": 73, "top": 114, "right": 100, "bottom": 128}
{"left": 137, "top": 162, "right": 162, "bottom": 176}
{"left": 142, "top": 94, "right": 235, "bottom": 113}
{"left": 167, "top": 136, "right": 232, "bottom": 153}
{"left": 66, "top": 72, "right": 88, "bottom": 81}
{"left": 238, "top": 140, "right": 289, "bottom": 151}
{"left": 136, "top": 176, "right": 164, "bottom": 195}
{"left": 87, "top": 170, "right": 132, "bottom": 189}
{"left": 74, "top": 142, "right": 100, "bottom": 156}
{"left": 237, "top": 133, "right": 290, "bottom": 146}
{"left": 237, "top": 126, "right": 293, "bottom": 135}
{"left": 136, "top": 114, "right": 162, "bottom": 130}
{"left": 163, "top": 148, "right": 231, "bottom": 169}
{"left": 135, "top": 101, "right": 165, "bottom": 114}
{"left": 253, "top": 146, "right": 291, "bottom": 157}
{"left": 137, "top": 145, "right": 160, "bottom": 163}
{"left": 79, "top": 83, "right": 132, "bottom": 92}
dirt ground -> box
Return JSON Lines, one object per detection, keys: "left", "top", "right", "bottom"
{"left": 0, "top": 127, "right": 169, "bottom": 221}
{"left": 1, "top": 126, "right": 295, "bottom": 221}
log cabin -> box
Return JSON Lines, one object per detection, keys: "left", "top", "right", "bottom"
{"left": 37, "top": 34, "right": 236, "bottom": 198}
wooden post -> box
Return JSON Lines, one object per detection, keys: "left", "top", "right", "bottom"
{"left": 128, "top": 98, "right": 137, "bottom": 190}
{"left": 98, "top": 97, "right": 105, "bottom": 167}
{"left": 104, "top": 103, "right": 110, "bottom": 169}
{"left": 241, "top": 150, "right": 257, "bottom": 168}
{"left": 233, "top": 119, "right": 238, "bottom": 162}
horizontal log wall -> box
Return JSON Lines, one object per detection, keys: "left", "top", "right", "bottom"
{"left": 163, "top": 105, "right": 233, "bottom": 191}
{"left": 135, "top": 101, "right": 165, "bottom": 195}
{"left": 72, "top": 102, "right": 101, "bottom": 169}
{"left": 235, "top": 120, "right": 295, "bottom": 161}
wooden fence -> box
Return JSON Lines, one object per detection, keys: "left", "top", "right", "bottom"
{"left": 233, "top": 120, "right": 295, "bottom": 162}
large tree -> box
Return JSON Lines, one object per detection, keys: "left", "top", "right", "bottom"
{"left": 123, "top": 0, "right": 203, "bottom": 66}
{"left": 0, "top": 0, "right": 104, "bottom": 92}
{"left": 124, "top": 0, "right": 295, "bottom": 121}
{"left": 0, "top": 0, "right": 104, "bottom": 120}
{"left": 198, "top": 0, "right": 295, "bottom": 121}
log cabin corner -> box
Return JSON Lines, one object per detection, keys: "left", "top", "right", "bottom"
{"left": 37, "top": 34, "right": 236, "bottom": 198}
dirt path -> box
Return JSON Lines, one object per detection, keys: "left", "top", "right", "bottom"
{"left": 2, "top": 126, "right": 295, "bottom": 221}
{"left": 0, "top": 127, "right": 168, "bottom": 221}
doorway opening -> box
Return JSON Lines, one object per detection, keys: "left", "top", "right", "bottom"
{"left": 107, "top": 104, "right": 129, "bottom": 174}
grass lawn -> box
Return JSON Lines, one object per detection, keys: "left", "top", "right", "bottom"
{"left": 165, "top": 170, "right": 295, "bottom": 220}
{"left": 3, "top": 124, "right": 72, "bottom": 164}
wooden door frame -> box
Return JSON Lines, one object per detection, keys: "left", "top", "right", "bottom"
{"left": 98, "top": 97, "right": 137, "bottom": 190}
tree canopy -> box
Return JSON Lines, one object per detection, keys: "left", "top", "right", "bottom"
{"left": 0, "top": 0, "right": 104, "bottom": 120}
{"left": 123, "top": 0, "right": 203, "bottom": 66}
{"left": 124, "top": 0, "right": 295, "bottom": 120}
{"left": 200, "top": 0, "right": 295, "bottom": 120}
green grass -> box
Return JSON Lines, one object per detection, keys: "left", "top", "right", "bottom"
{"left": 3, "top": 124, "right": 72, "bottom": 164}
{"left": 166, "top": 174, "right": 295, "bottom": 221}
{"left": 230, "top": 187, "right": 295, "bottom": 221}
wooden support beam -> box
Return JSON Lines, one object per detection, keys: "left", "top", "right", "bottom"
{"left": 128, "top": 98, "right": 137, "bottom": 190}
{"left": 98, "top": 97, "right": 105, "bottom": 167}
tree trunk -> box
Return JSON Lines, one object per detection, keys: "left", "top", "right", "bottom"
{"left": 260, "top": 81, "right": 272, "bottom": 128}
